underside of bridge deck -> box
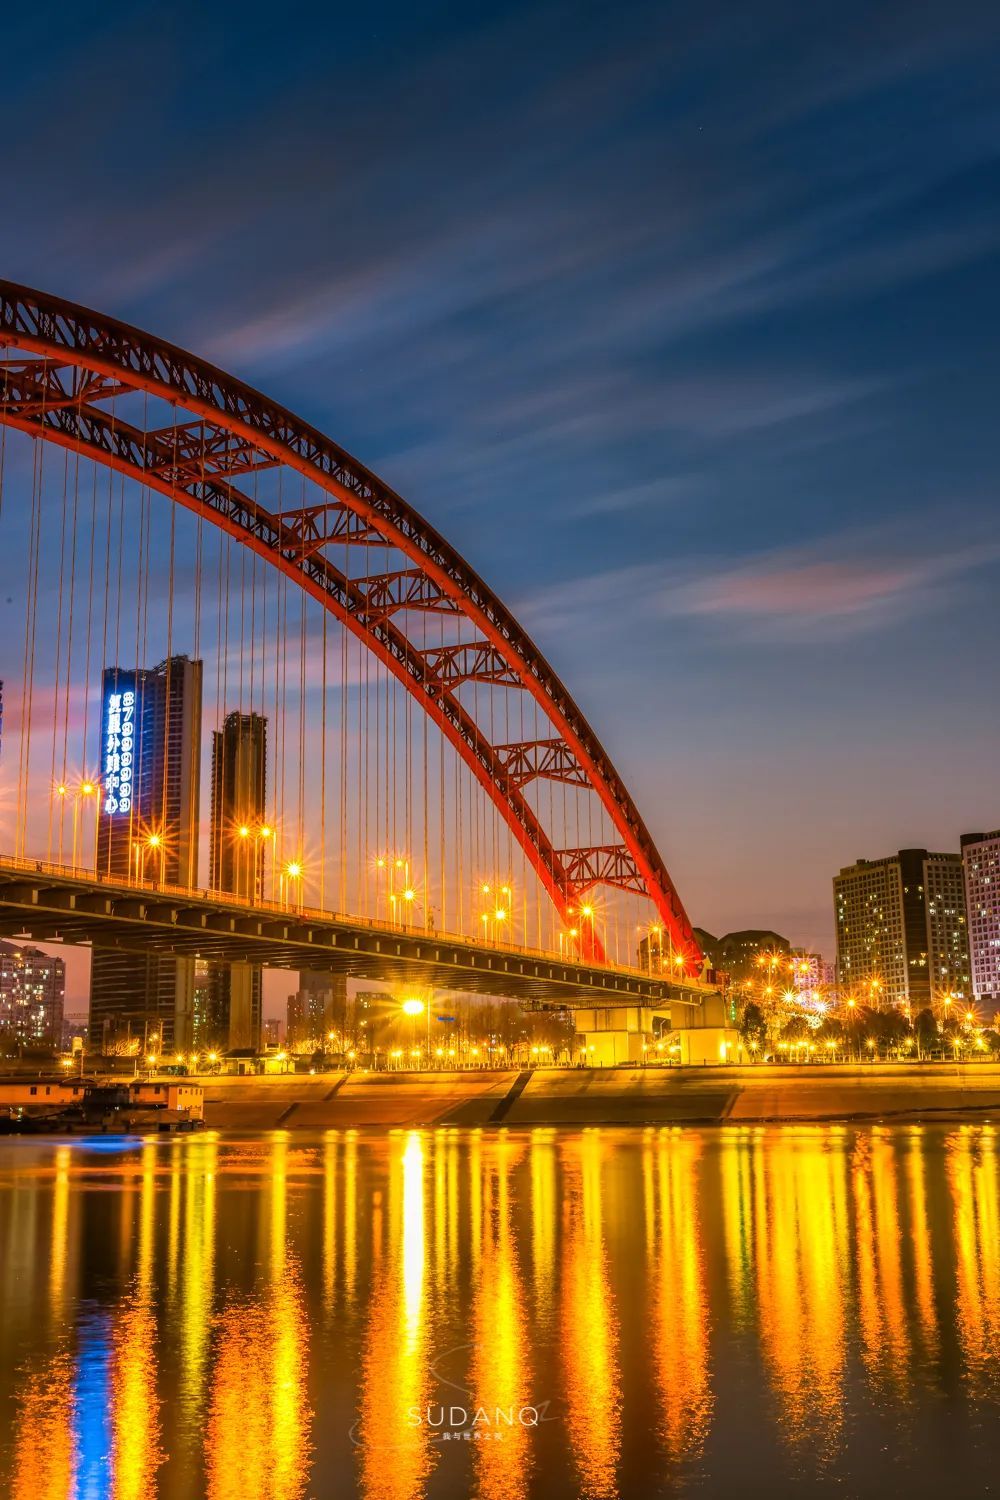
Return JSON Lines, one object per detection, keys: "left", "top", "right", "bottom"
{"left": 0, "top": 862, "right": 711, "bottom": 1007}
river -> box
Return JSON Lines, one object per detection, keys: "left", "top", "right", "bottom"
{"left": 1, "top": 1125, "right": 998, "bottom": 1498}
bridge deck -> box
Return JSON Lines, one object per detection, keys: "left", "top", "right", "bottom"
{"left": 0, "top": 857, "right": 709, "bottom": 1006}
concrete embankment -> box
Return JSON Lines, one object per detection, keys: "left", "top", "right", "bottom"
{"left": 201, "top": 1063, "right": 1000, "bottom": 1129}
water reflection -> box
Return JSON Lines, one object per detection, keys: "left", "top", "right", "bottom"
{"left": 357, "top": 1132, "right": 433, "bottom": 1500}
{"left": 108, "top": 1144, "right": 163, "bottom": 1500}
{"left": 10, "top": 1352, "right": 75, "bottom": 1500}
{"left": 949, "top": 1125, "right": 1000, "bottom": 1397}
{"left": 2, "top": 1125, "right": 1000, "bottom": 1498}
{"left": 471, "top": 1135, "right": 531, "bottom": 1500}
{"left": 204, "top": 1135, "right": 312, "bottom": 1500}
{"left": 650, "top": 1133, "right": 712, "bottom": 1467}
{"left": 560, "top": 1133, "right": 621, "bottom": 1499}
{"left": 752, "top": 1130, "right": 847, "bottom": 1449}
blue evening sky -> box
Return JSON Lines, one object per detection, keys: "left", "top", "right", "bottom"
{"left": 3, "top": 0, "right": 999, "bottom": 957}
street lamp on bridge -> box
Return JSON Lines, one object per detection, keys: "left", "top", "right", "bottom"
{"left": 279, "top": 859, "right": 304, "bottom": 910}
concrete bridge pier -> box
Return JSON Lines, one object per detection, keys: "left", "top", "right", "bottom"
{"left": 571, "top": 1004, "right": 670, "bottom": 1066}
{"left": 672, "top": 991, "right": 743, "bottom": 1065}
{"left": 572, "top": 991, "right": 741, "bottom": 1067}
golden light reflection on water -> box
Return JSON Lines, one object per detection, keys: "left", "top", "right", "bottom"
{"left": 753, "top": 1130, "right": 847, "bottom": 1449}
{"left": 357, "top": 1131, "right": 434, "bottom": 1500}
{"left": 903, "top": 1130, "right": 938, "bottom": 1366}
{"left": 204, "top": 1133, "right": 312, "bottom": 1500}
{"left": 853, "top": 1131, "right": 916, "bottom": 1395}
{"left": 529, "top": 1130, "right": 556, "bottom": 1319}
{"left": 10, "top": 1352, "right": 75, "bottom": 1500}
{"left": 344, "top": 1129, "right": 359, "bottom": 1307}
{"left": 718, "top": 1128, "right": 753, "bottom": 1325}
{"left": 323, "top": 1131, "right": 338, "bottom": 1313}
{"left": 48, "top": 1145, "right": 71, "bottom": 1315}
{"left": 471, "top": 1136, "right": 532, "bottom": 1500}
{"left": 650, "top": 1132, "right": 713, "bottom": 1466}
{"left": 560, "top": 1132, "right": 622, "bottom": 1499}
{"left": 949, "top": 1125, "right": 1000, "bottom": 1395}
{"left": 5, "top": 1124, "right": 1000, "bottom": 1498}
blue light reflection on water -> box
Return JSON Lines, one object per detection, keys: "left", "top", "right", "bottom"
{"left": 71, "top": 1312, "right": 112, "bottom": 1500}
{"left": 71, "top": 1136, "right": 145, "bottom": 1154}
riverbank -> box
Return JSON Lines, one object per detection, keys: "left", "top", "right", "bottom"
{"left": 198, "top": 1062, "right": 1000, "bottom": 1128}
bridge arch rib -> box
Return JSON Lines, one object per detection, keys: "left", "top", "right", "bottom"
{"left": 0, "top": 280, "right": 700, "bottom": 969}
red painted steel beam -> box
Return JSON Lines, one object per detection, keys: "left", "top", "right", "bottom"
{"left": 0, "top": 392, "right": 600, "bottom": 953}
{"left": 0, "top": 281, "right": 701, "bottom": 967}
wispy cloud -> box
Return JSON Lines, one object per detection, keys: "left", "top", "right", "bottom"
{"left": 517, "top": 516, "right": 1000, "bottom": 645}
{"left": 666, "top": 540, "right": 1000, "bottom": 639}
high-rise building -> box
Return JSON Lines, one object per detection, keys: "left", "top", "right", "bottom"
{"left": 209, "top": 712, "right": 268, "bottom": 899}
{"left": 286, "top": 988, "right": 307, "bottom": 1048}
{"left": 961, "top": 830, "right": 1000, "bottom": 1012}
{"left": 925, "top": 853, "right": 972, "bottom": 1004}
{"left": 193, "top": 958, "right": 226, "bottom": 1050}
{"left": 287, "top": 970, "right": 348, "bottom": 1047}
{"left": 96, "top": 657, "right": 202, "bottom": 883}
{"left": 202, "top": 712, "right": 268, "bottom": 1052}
{"left": 0, "top": 942, "right": 65, "bottom": 1044}
{"left": 90, "top": 656, "right": 203, "bottom": 1051}
{"left": 834, "top": 849, "right": 970, "bottom": 1011}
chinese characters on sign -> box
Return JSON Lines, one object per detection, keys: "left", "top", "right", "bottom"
{"left": 103, "top": 684, "right": 136, "bottom": 816}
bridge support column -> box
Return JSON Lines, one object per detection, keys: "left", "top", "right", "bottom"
{"left": 571, "top": 1005, "right": 669, "bottom": 1067}
{"left": 670, "top": 991, "right": 742, "bottom": 1065}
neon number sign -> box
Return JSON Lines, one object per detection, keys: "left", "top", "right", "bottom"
{"left": 103, "top": 685, "right": 136, "bottom": 816}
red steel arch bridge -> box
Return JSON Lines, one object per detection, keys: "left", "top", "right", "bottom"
{"left": 0, "top": 282, "right": 705, "bottom": 1030}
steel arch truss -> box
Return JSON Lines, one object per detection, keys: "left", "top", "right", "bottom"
{"left": 0, "top": 281, "right": 701, "bottom": 967}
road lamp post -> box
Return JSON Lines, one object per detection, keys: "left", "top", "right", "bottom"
{"left": 401, "top": 997, "right": 425, "bottom": 1064}
{"left": 280, "top": 859, "right": 303, "bottom": 911}
{"left": 73, "top": 780, "right": 97, "bottom": 870}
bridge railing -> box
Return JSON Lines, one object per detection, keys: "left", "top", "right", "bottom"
{"left": 0, "top": 850, "right": 696, "bottom": 987}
